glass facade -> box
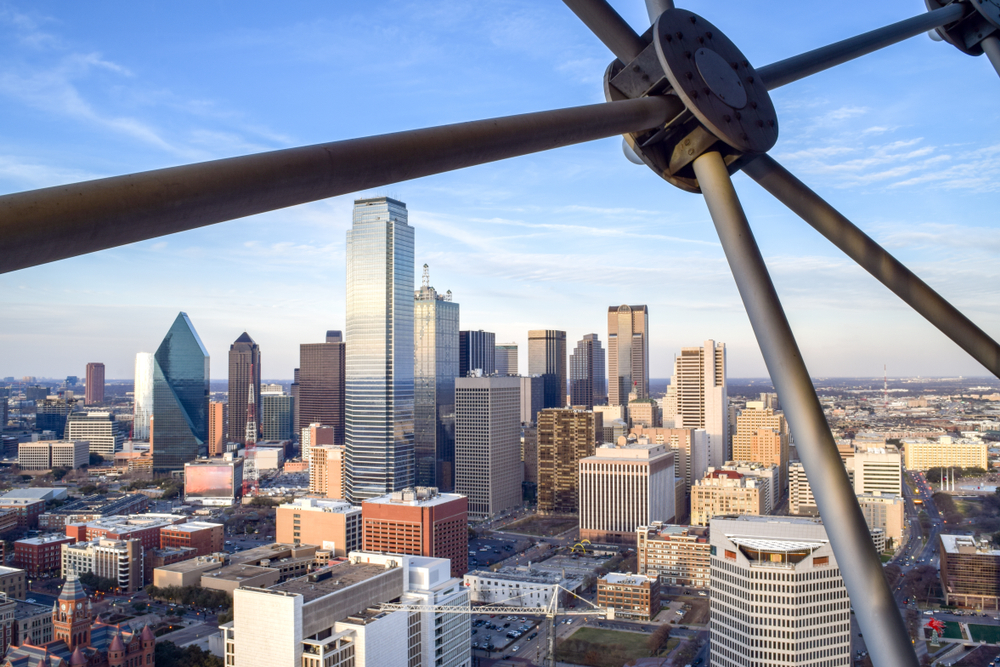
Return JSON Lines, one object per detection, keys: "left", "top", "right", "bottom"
{"left": 608, "top": 305, "right": 649, "bottom": 405}
{"left": 152, "top": 312, "right": 210, "bottom": 471}
{"left": 527, "top": 330, "right": 567, "bottom": 409}
{"left": 345, "top": 197, "right": 415, "bottom": 501}
{"left": 569, "top": 333, "right": 607, "bottom": 410}
{"left": 459, "top": 330, "right": 495, "bottom": 377}
{"left": 133, "top": 352, "right": 154, "bottom": 441}
{"left": 414, "top": 272, "right": 459, "bottom": 490}
{"left": 261, "top": 393, "right": 294, "bottom": 441}
{"left": 227, "top": 332, "right": 261, "bottom": 443}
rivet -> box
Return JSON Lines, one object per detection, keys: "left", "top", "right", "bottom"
{"left": 747, "top": 76, "right": 754, "bottom": 84}
{"left": 697, "top": 37, "right": 705, "bottom": 45}
{"left": 685, "top": 72, "right": 693, "bottom": 80}
{"left": 665, "top": 34, "right": 673, "bottom": 42}
{"left": 768, "top": 119, "right": 775, "bottom": 127}
{"left": 633, "top": 65, "right": 641, "bottom": 72}
{"left": 706, "top": 31, "right": 713, "bottom": 39}
{"left": 741, "top": 133, "right": 749, "bottom": 140}
{"left": 730, "top": 62, "right": 738, "bottom": 70}
{"left": 684, "top": 51, "right": 692, "bottom": 59}
{"left": 684, "top": 138, "right": 691, "bottom": 146}
{"left": 742, "top": 60, "right": 749, "bottom": 67}
{"left": 687, "top": 149, "right": 695, "bottom": 155}
{"left": 756, "top": 120, "right": 764, "bottom": 127}
{"left": 690, "top": 16, "right": 697, "bottom": 23}
{"left": 689, "top": 90, "right": 699, "bottom": 99}
{"left": 703, "top": 87, "right": 711, "bottom": 96}
{"left": 750, "top": 101, "right": 758, "bottom": 109}
{"left": 735, "top": 112, "right": 742, "bottom": 120}
{"left": 676, "top": 32, "right": 684, "bottom": 39}
{"left": 723, "top": 114, "right": 732, "bottom": 122}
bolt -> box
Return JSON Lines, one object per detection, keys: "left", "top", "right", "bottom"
{"left": 684, "top": 51, "right": 692, "bottom": 59}
{"left": 632, "top": 65, "right": 641, "bottom": 72}
{"left": 730, "top": 62, "right": 738, "bottom": 70}
{"left": 742, "top": 59, "right": 749, "bottom": 67}
{"left": 665, "top": 34, "right": 673, "bottom": 43}
{"left": 735, "top": 112, "right": 742, "bottom": 120}
{"left": 689, "top": 90, "right": 699, "bottom": 99}
{"left": 685, "top": 72, "right": 693, "bottom": 80}
{"left": 750, "top": 101, "right": 758, "bottom": 109}
{"left": 698, "top": 37, "right": 705, "bottom": 45}
{"left": 741, "top": 133, "right": 749, "bottom": 140}
{"left": 684, "top": 138, "right": 691, "bottom": 146}
{"left": 756, "top": 120, "right": 764, "bottom": 128}
{"left": 706, "top": 31, "right": 713, "bottom": 39}
{"left": 747, "top": 76, "right": 754, "bottom": 84}
{"left": 676, "top": 32, "right": 684, "bottom": 40}
{"left": 723, "top": 114, "right": 732, "bottom": 122}
{"left": 687, "top": 149, "right": 695, "bottom": 156}
{"left": 703, "top": 87, "right": 711, "bottom": 96}
{"left": 690, "top": 16, "right": 697, "bottom": 23}
{"left": 768, "top": 120, "right": 775, "bottom": 127}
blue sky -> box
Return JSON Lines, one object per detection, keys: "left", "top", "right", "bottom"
{"left": 1, "top": 1, "right": 998, "bottom": 381}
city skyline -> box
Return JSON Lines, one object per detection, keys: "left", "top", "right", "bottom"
{"left": 1, "top": 2, "right": 999, "bottom": 382}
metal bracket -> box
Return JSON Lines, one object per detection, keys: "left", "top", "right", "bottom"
{"left": 927, "top": 0, "right": 996, "bottom": 54}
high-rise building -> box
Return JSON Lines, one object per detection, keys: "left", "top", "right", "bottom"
{"left": 940, "top": 534, "right": 1000, "bottom": 609}
{"left": 607, "top": 305, "right": 649, "bottom": 405}
{"left": 710, "top": 516, "right": 851, "bottom": 667}
{"left": 133, "top": 353, "right": 154, "bottom": 441}
{"left": 276, "top": 498, "right": 361, "bottom": 555}
{"left": 628, "top": 398, "right": 660, "bottom": 428}
{"left": 66, "top": 412, "right": 123, "bottom": 459}
{"left": 528, "top": 330, "right": 567, "bottom": 409}
{"left": 301, "top": 423, "right": 334, "bottom": 462}
{"left": 298, "top": 331, "right": 346, "bottom": 445}
{"left": 345, "top": 197, "right": 414, "bottom": 501}
{"left": 519, "top": 375, "right": 544, "bottom": 424}
{"left": 495, "top": 343, "right": 518, "bottom": 376}
{"left": 290, "top": 367, "right": 300, "bottom": 434}
{"left": 454, "top": 376, "right": 522, "bottom": 521}
{"left": 630, "top": 425, "right": 707, "bottom": 492}
{"left": 732, "top": 401, "right": 789, "bottom": 491}
{"left": 35, "top": 400, "right": 72, "bottom": 438}
{"left": 852, "top": 446, "right": 902, "bottom": 496}
{"left": 788, "top": 461, "right": 817, "bottom": 515}
{"left": 536, "top": 408, "right": 599, "bottom": 515}
{"left": 152, "top": 312, "right": 210, "bottom": 471}
{"left": 414, "top": 265, "right": 460, "bottom": 490}
{"left": 670, "top": 340, "right": 728, "bottom": 468}
{"left": 84, "top": 363, "right": 105, "bottom": 406}
{"left": 261, "top": 392, "right": 294, "bottom": 441}
{"left": 690, "top": 469, "right": 763, "bottom": 526}
{"left": 207, "top": 401, "right": 226, "bottom": 456}
{"left": 459, "top": 330, "right": 495, "bottom": 377}
{"left": 569, "top": 334, "right": 606, "bottom": 410}
{"left": 227, "top": 332, "right": 260, "bottom": 443}
{"left": 309, "top": 444, "right": 345, "bottom": 499}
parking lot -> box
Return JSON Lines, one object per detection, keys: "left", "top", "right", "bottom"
{"left": 471, "top": 612, "right": 541, "bottom": 657}
{"left": 467, "top": 537, "right": 520, "bottom": 569}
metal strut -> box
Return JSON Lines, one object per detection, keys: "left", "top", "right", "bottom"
{"left": 692, "top": 150, "right": 920, "bottom": 667}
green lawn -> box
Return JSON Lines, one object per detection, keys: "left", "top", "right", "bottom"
{"left": 969, "top": 624, "right": 1000, "bottom": 643}
{"left": 556, "top": 627, "right": 656, "bottom": 667}
{"left": 944, "top": 621, "right": 964, "bottom": 640}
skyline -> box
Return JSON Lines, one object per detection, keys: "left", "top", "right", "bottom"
{"left": 1, "top": 1, "right": 999, "bottom": 380}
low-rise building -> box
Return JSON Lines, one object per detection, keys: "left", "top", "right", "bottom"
{"left": 0, "top": 568, "right": 26, "bottom": 601}
{"left": 66, "top": 411, "right": 124, "bottom": 458}
{"left": 154, "top": 554, "right": 227, "bottom": 588}
{"left": 462, "top": 567, "right": 583, "bottom": 608}
{"left": 903, "top": 436, "right": 989, "bottom": 471}
{"left": 159, "top": 521, "right": 225, "bottom": 556}
{"left": 184, "top": 455, "right": 244, "bottom": 506}
{"left": 14, "top": 534, "right": 74, "bottom": 576}
{"left": 18, "top": 440, "right": 89, "bottom": 470}
{"left": 61, "top": 537, "right": 143, "bottom": 593}
{"left": 0, "top": 499, "right": 45, "bottom": 530}
{"left": 596, "top": 573, "right": 660, "bottom": 621}
{"left": 940, "top": 534, "right": 1000, "bottom": 609}
{"left": 0, "top": 488, "right": 68, "bottom": 504}
{"left": 276, "top": 498, "right": 361, "bottom": 556}
{"left": 636, "top": 523, "right": 710, "bottom": 588}
{"left": 38, "top": 493, "right": 149, "bottom": 530}
{"left": 10, "top": 597, "right": 53, "bottom": 649}
{"left": 201, "top": 563, "right": 281, "bottom": 595}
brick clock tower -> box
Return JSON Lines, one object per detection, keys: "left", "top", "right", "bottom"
{"left": 52, "top": 574, "right": 92, "bottom": 650}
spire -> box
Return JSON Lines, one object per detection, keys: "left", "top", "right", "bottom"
{"left": 234, "top": 331, "right": 255, "bottom": 345}
{"left": 109, "top": 633, "right": 126, "bottom": 653}
{"left": 422, "top": 263, "right": 430, "bottom": 289}
{"left": 58, "top": 573, "right": 88, "bottom": 603}
{"left": 70, "top": 647, "right": 88, "bottom": 666}
{"left": 141, "top": 624, "right": 155, "bottom": 642}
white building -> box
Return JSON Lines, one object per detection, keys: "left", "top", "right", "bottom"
{"left": 710, "top": 516, "right": 851, "bottom": 667}
{"left": 61, "top": 537, "right": 143, "bottom": 592}
{"left": 788, "top": 461, "right": 817, "bottom": 516}
{"left": 133, "top": 352, "right": 154, "bottom": 441}
{"left": 669, "top": 340, "right": 728, "bottom": 469}
{"left": 852, "top": 446, "right": 902, "bottom": 496}
{"left": 463, "top": 567, "right": 584, "bottom": 608}
{"left": 18, "top": 440, "right": 89, "bottom": 470}
{"left": 66, "top": 411, "right": 124, "bottom": 458}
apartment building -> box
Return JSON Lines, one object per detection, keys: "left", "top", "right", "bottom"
{"left": 690, "top": 470, "right": 764, "bottom": 527}
{"left": 596, "top": 573, "right": 660, "bottom": 621}
{"left": 309, "top": 444, "right": 346, "bottom": 499}
{"left": 636, "top": 523, "right": 710, "bottom": 589}
{"left": 61, "top": 537, "right": 144, "bottom": 592}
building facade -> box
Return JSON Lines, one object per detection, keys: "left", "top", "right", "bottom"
{"left": 519, "top": 375, "right": 544, "bottom": 425}
{"left": 14, "top": 535, "right": 74, "bottom": 577}
{"left": 852, "top": 446, "right": 902, "bottom": 496}
{"left": 788, "top": 461, "right": 817, "bottom": 516}
{"left": 537, "top": 409, "right": 599, "bottom": 515}
{"left": 133, "top": 353, "right": 154, "bottom": 441}
{"left": 731, "top": 402, "right": 788, "bottom": 491}
{"left": 18, "top": 441, "right": 88, "bottom": 470}
{"left": 458, "top": 330, "right": 494, "bottom": 377}
{"left": 528, "top": 330, "right": 567, "bottom": 410}
{"left": 66, "top": 411, "right": 124, "bottom": 459}
{"left": 228, "top": 332, "right": 261, "bottom": 443}
{"left": 636, "top": 523, "right": 710, "bottom": 588}
{"left": 569, "top": 333, "right": 607, "bottom": 410}
{"left": 84, "top": 363, "right": 105, "bottom": 406}
{"left": 596, "top": 573, "right": 660, "bottom": 621}
{"left": 310, "top": 444, "right": 346, "bottom": 499}
{"left": 607, "top": 305, "right": 649, "bottom": 405}
{"left": 669, "top": 340, "right": 728, "bottom": 469}
{"left": 208, "top": 400, "right": 226, "bottom": 456}
{"left": 903, "top": 437, "right": 989, "bottom": 471}
{"left": 690, "top": 469, "right": 764, "bottom": 526}
{"left": 940, "top": 534, "right": 1000, "bottom": 609}
{"left": 495, "top": 344, "right": 518, "bottom": 376}
{"left": 62, "top": 538, "right": 144, "bottom": 592}
{"left": 261, "top": 392, "right": 294, "bottom": 441}
{"left": 298, "top": 331, "right": 346, "bottom": 445}
{"left": 277, "top": 498, "right": 362, "bottom": 556}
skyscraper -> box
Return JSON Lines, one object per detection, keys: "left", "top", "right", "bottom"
{"left": 152, "top": 312, "right": 210, "bottom": 471}
{"left": 459, "top": 330, "right": 495, "bottom": 377}
{"left": 527, "top": 330, "right": 567, "bottom": 409}
{"left": 261, "top": 391, "right": 294, "bottom": 441}
{"left": 208, "top": 401, "right": 226, "bottom": 455}
{"left": 536, "top": 408, "right": 600, "bottom": 514}
{"left": 607, "top": 305, "right": 649, "bottom": 405}
{"left": 345, "top": 196, "right": 414, "bottom": 501}
{"left": 732, "top": 401, "right": 789, "bottom": 491}
{"left": 670, "top": 340, "right": 728, "bottom": 468}
{"left": 84, "top": 363, "right": 105, "bottom": 406}
{"left": 133, "top": 353, "right": 154, "bottom": 441}
{"left": 298, "top": 332, "right": 346, "bottom": 446}
{"left": 569, "top": 333, "right": 606, "bottom": 410}
{"left": 495, "top": 343, "right": 518, "bottom": 376}
{"left": 414, "top": 265, "right": 459, "bottom": 490}
{"left": 227, "top": 332, "right": 260, "bottom": 443}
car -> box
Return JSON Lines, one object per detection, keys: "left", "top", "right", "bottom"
{"left": 512, "top": 645, "right": 520, "bottom": 652}
{"left": 529, "top": 632, "right": 537, "bottom": 640}
{"left": 25, "top": 598, "right": 35, "bottom": 603}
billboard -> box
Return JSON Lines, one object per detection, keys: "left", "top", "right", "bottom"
{"left": 185, "top": 461, "right": 240, "bottom": 500}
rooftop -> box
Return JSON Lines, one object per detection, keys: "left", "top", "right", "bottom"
{"left": 280, "top": 498, "right": 360, "bottom": 514}
{"left": 270, "top": 561, "right": 395, "bottom": 603}
{"left": 202, "top": 563, "right": 275, "bottom": 582}
{"left": 161, "top": 521, "right": 224, "bottom": 533}
{"left": 155, "top": 555, "right": 225, "bottom": 574}
{"left": 0, "top": 488, "right": 68, "bottom": 502}
{"left": 16, "top": 533, "right": 73, "bottom": 546}
{"left": 42, "top": 493, "right": 146, "bottom": 516}
{"left": 601, "top": 572, "right": 655, "bottom": 586}
{"left": 68, "top": 513, "right": 182, "bottom": 531}
{"left": 941, "top": 534, "right": 1000, "bottom": 556}
{"left": 364, "top": 487, "right": 462, "bottom": 507}
{"left": 465, "top": 567, "right": 576, "bottom": 585}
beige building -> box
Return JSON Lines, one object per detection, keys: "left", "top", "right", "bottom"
{"left": 788, "top": 461, "right": 817, "bottom": 516}
{"left": 667, "top": 340, "right": 728, "bottom": 469}
{"left": 731, "top": 402, "right": 788, "bottom": 490}
{"left": 61, "top": 537, "right": 143, "bottom": 592}
{"left": 301, "top": 423, "right": 335, "bottom": 463}
{"left": 853, "top": 446, "right": 902, "bottom": 496}
{"left": 631, "top": 425, "right": 706, "bottom": 492}
{"left": 857, "top": 492, "right": 905, "bottom": 548}
{"left": 636, "top": 523, "right": 710, "bottom": 588}
{"left": 579, "top": 443, "right": 674, "bottom": 544}
{"left": 276, "top": 497, "right": 361, "bottom": 556}
{"left": 607, "top": 305, "right": 649, "bottom": 405}
{"left": 154, "top": 554, "right": 226, "bottom": 588}
{"left": 537, "top": 408, "right": 599, "bottom": 514}
{"left": 690, "top": 469, "right": 764, "bottom": 526}
{"left": 628, "top": 398, "right": 660, "bottom": 428}
{"left": 0, "top": 567, "right": 26, "bottom": 600}
{"left": 208, "top": 401, "right": 226, "bottom": 456}
{"left": 903, "top": 436, "right": 988, "bottom": 471}
{"left": 309, "top": 444, "right": 345, "bottom": 499}
{"left": 18, "top": 441, "right": 89, "bottom": 470}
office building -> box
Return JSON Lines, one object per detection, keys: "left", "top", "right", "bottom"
{"left": 495, "top": 343, "right": 518, "bottom": 375}
{"left": 607, "top": 305, "right": 649, "bottom": 405}
{"left": 856, "top": 492, "right": 905, "bottom": 548}
{"left": 454, "top": 376, "right": 522, "bottom": 521}
{"left": 459, "top": 330, "right": 495, "bottom": 377}
{"left": 596, "top": 573, "right": 660, "bottom": 621}
{"left": 414, "top": 265, "right": 460, "bottom": 490}
{"left": 569, "top": 333, "right": 607, "bottom": 410}
{"left": 903, "top": 436, "right": 989, "bottom": 471}
{"left": 537, "top": 408, "right": 599, "bottom": 515}
{"left": 720, "top": 461, "right": 779, "bottom": 513}
{"left": 690, "top": 469, "right": 764, "bottom": 526}
{"left": 669, "top": 340, "right": 728, "bottom": 468}
{"left": 18, "top": 441, "right": 88, "bottom": 470}
{"left": 133, "top": 352, "right": 154, "bottom": 441}
{"left": 361, "top": 487, "right": 468, "bottom": 577}
{"left": 631, "top": 425, "right": 706, "bottom": 492}
{"left": 152, "top": 312, "right": 210, "bottom": 471}
{"left": 301, "top": 422, "right": 334, "bottom": 462}
{"left": 731, "top": 401, "right": 789, "bottom": 490}
{"left": 62, "top": 537, "right": 144, "bottom": 592}
{"left": 0, "top": 567, "right": 25, "bottom": 600}
{"left": 709, "top": 516, "right": 851, "bottom": 667}
{"left": 227, "top": 332, "right": 260, "bottom": 443}
{"left": 14, "top": 535, "right": 74, "bottom": 576}
{"left": 84, "top": 363, "right": 104, "bottom": 406}
{"left": 65, "top": 514, "right": 186, "bottom": 555}
{"left": 66, "top": 411, "right": 123, "bottom": 459}
{"left": 940, "top": 534, "right": 1000, "bottom": 609}
{"left": 528, "top": 330, "right": 567, "bottom": 409}
{"left": 261, "top": 392, "right": 294, "bottom": 441}
{"left": 159, "top": 522, "right": 224, "bottom": 556}
{"left": 463, "top": 567, "right": 583, "bottom": 608}
{"left": 208, "top": 400, "right": 226, "bottom": 456}
{"left": 310, "top": 444, "right": 346, "bottom": 499}
{"left": 519, "top": 375, "right": 544, "bottom": 424}
{"left": 346, "top": 197, "right": 414, "bottom": 501}
{"left": 637, "top": 523, "right": 710, "bottom": 588}
{"left": 10, "top": 598, "right": 54, "bottom": 649}
{"left": 35, "top": 400, "right": 73, "bottom": 439}
{"left": 852, "top": 446, "right": 902, "bottom": 496}
{"left": 276, "top": 498, "right": 362, "bottom": 556}
{"left": 788, "top": 461, "right": 817, "bottom": 516}
{"left": 183, "top": 456, "right": 243, "bottom": 506}
{"left": 628, "top": 398, "right": 660, "bottom": 428}
{"left": 579, "top": 442, "right": 675, "bottom": 544}
{"left": 298, "top": 331, "right": 346, "bottom": 444}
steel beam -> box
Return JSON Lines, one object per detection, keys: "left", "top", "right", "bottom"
{"left": 561, "top": 0, "right": 646, "bottom": 63}
{"left": 692, "top": 150, "right": 919, "bottom": 667}
{"left": 744, "top": 154, "right": 1000, "bottom": 378}
{"left": 644, "top": 0, "right": 674, "bottom": 24}
{"left": 982, "top": 34, "right": 1000, "bottom": 79}
{"left": 0, "top": 96, "right": 678, "bottom": 274}
{"left": 758, "top": 4, "right": 965, "bottom": 89}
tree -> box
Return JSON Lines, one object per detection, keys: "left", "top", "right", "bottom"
{"left": 89, "top": 452, "right": 105, "bottom": 466}
{"left": 78, "top": 571, "right": 118, "bottom": 593}
{"left": 51, "top": 467, "right": 70, "bottom": 481}
{"left": 647, "top": 624, "right": 672, "bottom": 653}
{"left": 155, "top": 641, "right": 224, "bottom": 667}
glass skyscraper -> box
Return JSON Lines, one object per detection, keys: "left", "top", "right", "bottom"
{"left": 345, "top": 197, "right": 415, "bottom": 501}
{"left": 414, "top": 264, "right": 459, "bottom": 490}
{"left": 227, "top": 332, "right": 260, "bottom": 443}
{"left": 527, "top": 330, "right": 567, "bottom": 409}
{"left": 570, "top": 333, "right": 607, "bottom": 409}
{"left": 152, "top": 312, "right": 210, "bottom": 471}
{"left": 608, "top": 304, "right": 649, "bottom": 405}
{"left": 133, "top": 352, "right": 154, "bottom": 440}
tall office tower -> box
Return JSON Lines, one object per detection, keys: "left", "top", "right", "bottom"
{"left": 458, "top": 330, "right": 495, "bottom": 376}
{"left": 66, "top": 411, "right": 124, "bottom": 458}
{"left": 732, "top": 401, "right": 790, "bottom": 491}
{"left": 261, "top": 392, "right": 294, "bottom": 441}
{"left": 536, "top": 408, "right": 600, "bottom": 514}
{"left": 152, "top": 312, "right": 210, "bottom": 471}
{"left": 454, "top": 376, "right": 522, "bottom": 521}
{"left": 528, "top": 330, "right": 567, "bottom": 409}
{"left": 414, "top": 265, "right": 460, "bottom": 491}
{"left": 495, "top": 343, "right": 518, "bottom": 376}
{"left": 227, "top": 333, "right": 260, "bottom": 443}
{"left": 607, "top": 305, "right": 649, "bottom": 405}
{"left": 290, "top": 367, "right": 300, "bottom": 434}
{"left": 670, "top": 340, "right": 728, "bottom": 468}
{"left": 309, "top": 444, "right": 346, "bottom": 499}
{"left": 207, "top": 401, "right": 226, "bottom": 455}
{"left": 346, "top": 196, "right": 415, "bottom": 501}
{"left": 709, "top": 516, "right": 851, "bottom": 667}
{"left": 569, "top": 334, "right": 607, "bottom": 410}
{"left": 298, "top": 331, "right": 346, "bottom": 446}
{"left": 133, "top": 353, "right": 154, "bottom": 441}
{"left": 519, "top": 376, "right": 544, "bottom": 424}
{"left": 84, "top": 363, "right": 105, "bottom": 405}
{"left": 852, "top": 445, "right": 902, "bottom": 496}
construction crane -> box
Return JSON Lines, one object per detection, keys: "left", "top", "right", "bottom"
{"left": 379, "top": 584, "right": 613, "bottom": 667}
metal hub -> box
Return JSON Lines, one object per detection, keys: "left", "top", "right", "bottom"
{"left": 695, "top": 48, "right": 748, "bottom": 109}
{"left": 927, "top": 0, "right": 997, "bottom": 54}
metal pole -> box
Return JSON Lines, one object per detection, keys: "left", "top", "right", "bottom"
{"left": 691, "top": 150, "right": 919, "bottom": 667}
{"left": 982, "top": 35, "right": 1000, "bottom": 79}
{"left": 758, "top": 4, "right": 965, "bottom": 89}
{"left": 561, "top": 0, "right": 646, "bottom": 63}
{"left": 0, "top": 96, "right": 680, "bottom": 275}
{"left": 743, "top": 154, "right": 1000, "bottom": 379}
{"left": 644, "top": 0, "right": 674, "bottom": 24}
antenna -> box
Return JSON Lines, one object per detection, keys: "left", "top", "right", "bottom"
{"left": 422, "top": 263, "right": 430, "bottom": 289}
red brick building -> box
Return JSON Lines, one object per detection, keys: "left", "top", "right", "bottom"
{"left": 64, "top": 514, "right": 184, "bottom": 554}
{"left": 14, "top": 535, "right": 74, "bottom": 577}
{"left": 361, "top": 487, "right": 468, "bottom": 577}
{"left": 159, "top": 522, "right": 223, "bottom": 556}
{"left": 0, "top": 500, "right": 45, "bottom": 530}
